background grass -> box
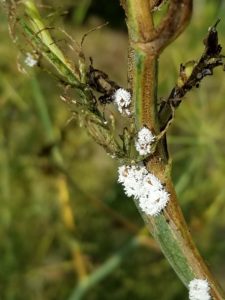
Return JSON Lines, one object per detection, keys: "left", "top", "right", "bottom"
{"left": 0, "top": 1, "right": 225, "bottom": 299}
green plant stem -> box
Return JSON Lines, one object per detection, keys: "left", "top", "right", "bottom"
{"left": 73, "top": 0, "right": 92, "bottom": 25}
{"left": 21, "top": 0, "right": 82, "bottom": 88}
{"left": 21, "top": 20, "right": 82, "bottom": 88}
{"left": 0, "top": 129, "right": 10, "bottom": 201}
{"left": 68, "top": 236, "right": 140, "bottom": 300}
{"left": 125, "top": 0, "right": 225, "bottom": 299}
{"left": 23, "top": 0, "right": 73, "bottom": 71}
{"left": 30, "top": 75, "right": 64, "bottom": 166}
{"left": 30, "top": 76, "right": 55, "bottom": 142}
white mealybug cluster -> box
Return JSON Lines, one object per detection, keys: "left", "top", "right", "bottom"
{"left": 135, "top": 126, "right": 155, "bottom": 155}
{"left": 118, "top": 164, "right": 148, "bottom": 198}
{"left": 113, "top": 88, "right": 131, "bottom": 115}
{"left": 189, "top": 279, "right": 211, "bottom": 300}
{"left": 24, "top": 53, "right": 38, "bottom": 67}
{"left": 118, "top": 164, "right": 169, "bottom": 216}
{"left": 138, "top": 173, "right": 169, "bottom": 216}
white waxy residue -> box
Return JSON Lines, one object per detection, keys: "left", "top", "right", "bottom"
{"left": 135, "top": 126, "right": 155, "bottom": 156}
{"left": 189, "top": 279, "right": 211, "bottom": 300}
{"left": 118, "top": 164, "right": 169, "bottom": 216}
{"left": 113, "top": 88, "right": 131, "bottom": 115}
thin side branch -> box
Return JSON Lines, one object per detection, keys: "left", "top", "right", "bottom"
{"left": 154, "top": 0, "right": 193, "bottom": 52}
{"left": 149, "top": 0, "right": 167, "bottom": 11}
{"left": 159, "top": 21, "right": 225, "bottom": 129}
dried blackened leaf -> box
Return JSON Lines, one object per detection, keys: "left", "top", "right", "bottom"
{"left": 159, "top": 20, "right": 225, "bottom": 129}
{"left": 204, "top": 20, "right": 222, "bottom": 57}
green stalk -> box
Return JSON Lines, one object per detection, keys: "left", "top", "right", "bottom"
{"left": 125, "top": 0, "right": 225, "bottom": 299}
{"left": 68, "top": 236, "right": 140, "bottom": 300}
{"left": 20, "top": 20, "right": 81, "bottom": 88}
{"left": 73, "top": 0, "right": 92, "bottom": 25}
{"left": 0, "top": 130, "right": 10, "bottom": 201}
{"left": 30, "top": 75, "right": 63, "bottom": 166}
{"left": 23, "top": 0, "right": 72, "bottom": 70}
{"left": 21, "top": 0, "right": 82, "bottom": 88}
{"left": 30, "top": 76, "right": 55, "bottom": 141}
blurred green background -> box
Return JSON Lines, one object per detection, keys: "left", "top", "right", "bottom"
{"left": 0, "top": 1, "right": 225, "bottom": 299}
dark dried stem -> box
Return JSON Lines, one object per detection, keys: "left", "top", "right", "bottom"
{"left": 159, "top": 21, "right": 225, "bottom": 129}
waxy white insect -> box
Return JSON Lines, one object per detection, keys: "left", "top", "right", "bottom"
{"left": 118, "top": 164, "right": 169, "bottom": 216}
{"left": 135, "top": 126, "right": 155, "bottom": 155}
{"left": 189, "top": 279, "right": 211, "bottom": 300}
{"left": 113, "top": 88, "right": 131, "bottom": 115}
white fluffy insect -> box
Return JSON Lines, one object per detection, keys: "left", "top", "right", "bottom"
{"left": 118, "top": 164, "right": 169, "bottom": 216}
{"left": 138, "top": 173, "right": 169, "bottom": 216}
{"left": 135, "top": 126, "right": 155, "bottom": 155}
{"left": 118, "top": 164, "right": 148, "bottom": 198}
{"left": 25, "top": 53, "right": 38, "bottom": 67}
{"left": 113, "top": 88, "right": 131, "bottom": 115}
{"left": 188, "top": 279, "right": 211, "bottom": 300}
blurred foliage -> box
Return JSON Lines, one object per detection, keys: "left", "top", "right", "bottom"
{"left": 0, "top": 0, "right": 225, "bottom": 299}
